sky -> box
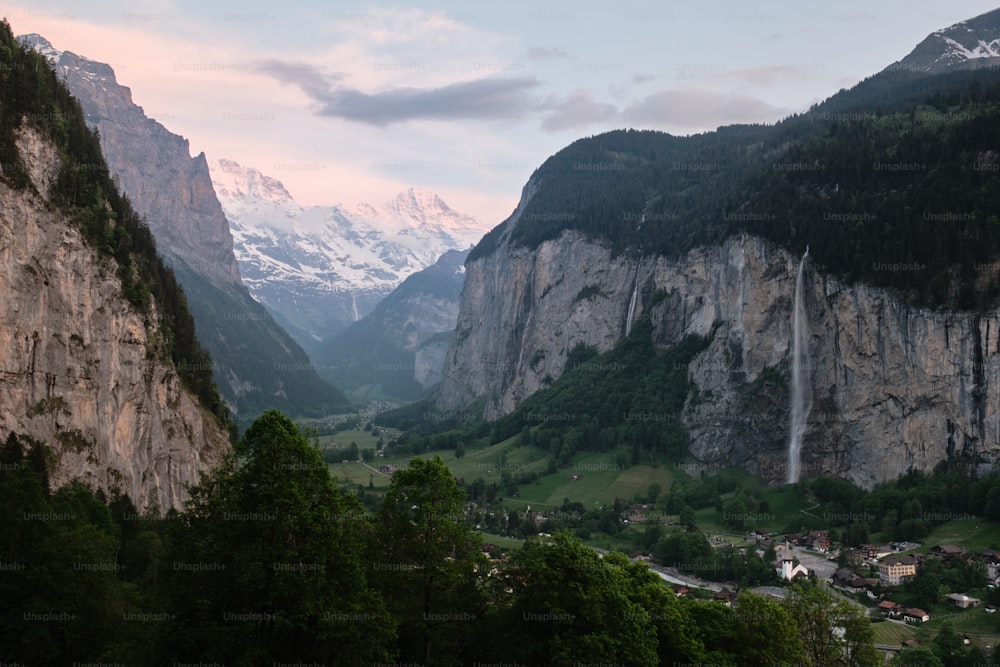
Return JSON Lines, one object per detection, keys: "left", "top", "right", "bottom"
{"left": 6, "top": 0, "right": 1000, "bottom": 225}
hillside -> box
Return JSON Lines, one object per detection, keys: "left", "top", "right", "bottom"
{"left": 0, "top": 20, "right": 230, "bottom": 509}
{"left": 20, "top": 33, "right": 351, "bottom": 424}
{"left": 313, "top": 248, "right": 469, "bottom": 401}
{"left": 439, "top": 33, "right": 1000, "bottom": 488}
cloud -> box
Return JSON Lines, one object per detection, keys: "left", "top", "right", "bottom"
{"left": 523, "top": 46, "right": 571, "bottom": 60}
{"left": 622, "top": 89, "right": 787, "bottom": 130}
{"left": 537, "top": 90, "right": 619, "bottom": 132}
{"left": 253, "top": 59, "right": 539, "bottom": 126}
{"left": 702, "top": 65, "right": 825, "bottom": 87}
{"left": 254, "top": 60, "right": 343, "bottom": 97}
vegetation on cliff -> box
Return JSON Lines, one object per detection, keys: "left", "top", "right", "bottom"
{"left": 0, "top": 19, "right": 228, "bottom": 427}
{"left": 471, "top": 66, "right": 1000, "bottom": 311}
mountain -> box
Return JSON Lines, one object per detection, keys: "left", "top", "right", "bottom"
{"left": 209, "top": 158, "right": 489, "bottom": 349}
{"left": 20, "top": 34, "right": 350, "bottom": 424}
{"left": 438, "top": 14, "right": 1000, "bottom": 489}
{"left": 312, "top": 248, "right": 469, "bottom": 401}
{"left": 893, "top": 7, "right": 1000, "bottom": 75}
{"left": 0, "top": 25, "right": 229, "bottom": 510}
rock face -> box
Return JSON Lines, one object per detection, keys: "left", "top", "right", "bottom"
{"left": 0, "top": 127, "right": 229, "bottom": 511}
{"left": 34, "top": 40, "right": 241, "bottom": 286}
{"left": 440, "top": 197, "right": 1000, "bottom": 488}
{"left": 20, "top": 34, "right": 349, "bottom": 422}
{"left": 892, "top": 7, "right": 1000, "bottom": 75}
{"left": 315, "top": 249, "right": 469, "bottom": 399}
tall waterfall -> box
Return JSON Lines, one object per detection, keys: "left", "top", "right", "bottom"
{"left": 625, "top": 214, "right": 644, "bottom": 336}
{"left": 787, "top": 247, "right": 812, "bottom": 484}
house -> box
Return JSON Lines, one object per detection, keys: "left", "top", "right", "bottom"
{"left": 777, "top": 558, "right": 809, "bottom": 581}
{"left": 946, "top": 593, "right": 982, "bottom": 609}
{"left": 671, "top": 584, "right": 689, "bottom": 597}
{"left": 931, "top": 544, "right": 967, "bottom": 561}
{"left": 877, "top": 600, "right": 904, "bottom": 619}
{"left": 806, "top": 530, "right": 831, "bottom": 551}
{"left": 904, "top": 608, "right": 930, "bottom": 624}
{"left": 860, "top": 544, "right": 879, "bottom": 560}
{"left": 879, "top": 555, "right": 917, "bottom": 586}
{"left": 832, "top": 567, "right": 875, "bottom": 593}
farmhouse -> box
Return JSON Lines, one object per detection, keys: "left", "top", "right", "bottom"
{"left": 903, "top": 608, "right": 930, "bottom": 624}
{"left": 877, "top": 600, "right": 903, "bottom": 619}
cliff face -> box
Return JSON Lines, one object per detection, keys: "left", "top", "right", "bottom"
{"left": 20, "top": 34, "right": 349, "bottom": 422}
{"left": 0, "top": 126, "right": 229, "bottom": 510}
{"left": 440, "top": 208, "right": 1000, "bottom": 487}
{"left": 47, "top": 46, "right": 241, "bottom": 286}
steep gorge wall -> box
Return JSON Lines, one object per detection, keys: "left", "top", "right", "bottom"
{"left": 0, "top": 127, "right": 229, "bottom": 511}
{"left": 440, "top": 219, "right": 1000, "bottom": 488}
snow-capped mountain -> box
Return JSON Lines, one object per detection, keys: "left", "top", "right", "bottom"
{"left": 208, "top": 159, "right": 490, "bottom": 349}
{"left": 893, "top": 7, "right": 1000, "bottom": 74}
{"left": 20, "top": 33, "right": 350, "bottom": 422}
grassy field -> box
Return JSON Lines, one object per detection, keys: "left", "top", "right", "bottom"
{"left": 317, "top": 428, "right": 394, "bottom": 452}
{"left": 871, "top": 619, "right": 919, "bottom": 645}
{"left": 329, "top": 437, "right": 677, "bottom": 508}
{"left": 478, "top": 533, "right": 525, "bottom": 550}
{"left": 914, "top": 518, "right": 1000, "bottom": 553}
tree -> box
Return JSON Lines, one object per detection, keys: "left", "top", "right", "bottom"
{"left": 892, "top": 646, "right": 944, "bottom": 667}
{"left": 783, "top": 582, "right": 881, "bottom": 667}
{"left": 373, "top": 456, "right": 487, "bottom": 665}
{"left": 165, "top": 410, "right": 395, "bottom": 665}
{"left": 931, "top": 619, "right": 963, "bottom": 663}
{"left": 727, "top": 591, "right": 806, "bottom": 666}
{"left": 485, "top": 532, "right": 659, "bottom": 665}
{"left": 680, "top": 504, "right": 696, "bottom": 528}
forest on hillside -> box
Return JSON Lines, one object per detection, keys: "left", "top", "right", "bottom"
{"left": 471, "top": 67, "right": 1000, "bottom": 312}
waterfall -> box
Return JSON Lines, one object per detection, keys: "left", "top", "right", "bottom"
{"left": 787, "top": 247, "right": 812, "bottom": 484}
{"left": 625, "top": 262, "right": 641, "bottom": 336}
{"left": 625, "top": 214, "right": 644, "bottom": 336}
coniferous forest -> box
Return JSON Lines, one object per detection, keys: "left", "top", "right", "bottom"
{"left": 0, "top": 409, "right": 889, "bottom": 666}
{"left": 471, "top": 67, "right": 1000, "bottom": 311}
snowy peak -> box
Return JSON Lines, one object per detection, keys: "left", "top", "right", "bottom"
{"left": 209, "top": 158, "right": 490, "bottom": 345}
{"left": 20, "top": 33, "right": 120, "bottom": 85}
{"left": 18, "top": 33, "right": 61, "bottom": 62}
{"left": 210, "top": 159, "right": 296, "bottom": 206}
{"left": 893, "top": 8, "right": 1000, "bottom": 75}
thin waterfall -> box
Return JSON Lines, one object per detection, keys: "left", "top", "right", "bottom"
{"left": 625, "top": 214, "right": 644, "bottom": 336}
{"left": 787, "top": 247, "right": 812, "bottom": 484}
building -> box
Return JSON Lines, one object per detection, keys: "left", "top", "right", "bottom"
{"left": 832, "top": 568, "right": 877, "bottom": 593}
{"left": 903, "top": 608, "right": 930, "bottom": 624}
{"left": 879, "top": 555, "right": 917, "bottom": 586}
{"left": 806, "top": 530, "right": 831, "bottom": 552}
{"left": 946, "top": 593, "right": 982, "bottom": 609}
{"left": 931, "top": 544, "right": 967, "bottom": 561}
{"left": 860, "top": 544, "right": 879, "bottom": 560}
{"left": 778, "top": 558, "right": 809, "bottom": 581}
{"left": 877, "top": 600, "right": 904, "bottom": 619}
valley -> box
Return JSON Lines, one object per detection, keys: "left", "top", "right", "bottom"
{"left": 7, "top": 4, "right": 1000, "bottom": 665}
